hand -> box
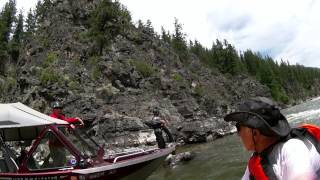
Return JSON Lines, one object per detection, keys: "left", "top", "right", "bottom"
{"left": 76, "top": 117, "right": 84, "bottom": 126}
{"left": 160, "top": 119, "right": 166, "bottom": 127}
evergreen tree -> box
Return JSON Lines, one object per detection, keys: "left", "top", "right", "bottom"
{"left": 145, "top": 19, "right": 154, "bottom": 35}
{"left": 190, "top": 39, "right": 211, "bottom": 65}
{"left": 223, "top": 43, "right": 240, "bottom": 75}
{"left": 35, "top": 0, "right": 51, "bottom": 25}
{"left": 88, "top": 0, "right": 131, "bottom": 55}
{"left": 243, "top": 50, "right": 260, "bottom": 75}
{"left": 238, "top": 52, "right": 248, "bottom": 73}
{"left": 172, "top": 18, "right": 188, "bottom": 58}
{"left": 0, "top": 0, "right": 16, "bottom": 42}
{"left": 9, "top": 12, "right": 23, "bottom": 63}
{"left": 137, "top": 20, "right": 143, "bottom": 29}
{"left": 161, "top": 26, "right": 171, "bottom": 43}
{"left": 25, "top": 8, "right": 36, "bottom": 38}
{"left": 0, "top": 0, "right": 16, "bottom": 74}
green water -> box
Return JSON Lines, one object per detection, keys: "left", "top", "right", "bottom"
{"left": 147, "top": 135, "right": 249, "bottom": 180}
{"left": 147, "top": 98, "right": 320, "bottom": 180}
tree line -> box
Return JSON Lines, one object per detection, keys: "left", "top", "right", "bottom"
{"left": 154, "top": 18, "right": 320, "bottom": 103}
{"left": 0, "top": 0, "right": 39, "bottom": 75}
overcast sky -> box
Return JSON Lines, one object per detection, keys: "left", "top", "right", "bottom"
{"left": 1, "top": 0, "right": 320, "bottom": 67}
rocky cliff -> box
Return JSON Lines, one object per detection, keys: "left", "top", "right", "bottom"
{"left": 0, "top": 0, "right": 270, "bottom": 147}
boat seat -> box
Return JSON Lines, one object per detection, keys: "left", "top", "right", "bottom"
{"left": 0, "top": 159, "right": 9, "bottom": 172}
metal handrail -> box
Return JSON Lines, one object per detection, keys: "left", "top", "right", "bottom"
{"left": 113, "top": 148, "right": 158, "bottom": 163}
{"left": 114, "top": 149, "right": 144, "bottom": 156}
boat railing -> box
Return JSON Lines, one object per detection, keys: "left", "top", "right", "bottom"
{"left": 112, "top": 148, "right": 158, "bottom": 163}
{"left": 113, "top": 149, "right": 144, "bottom": 156}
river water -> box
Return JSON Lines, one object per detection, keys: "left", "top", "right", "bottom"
{"left": 147, "top": 97, "right": 320, "bottom": 180}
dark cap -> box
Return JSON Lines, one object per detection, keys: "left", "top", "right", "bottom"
{"left": 51, "top": 101, "right": 63, "bottom": 109}
{"left": 224, "top": 97, "right": 291, "bottom": 137}
{"left": 153, "top": 107, "right": 160, "bottom": 116}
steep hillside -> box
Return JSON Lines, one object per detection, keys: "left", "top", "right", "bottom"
{"left": 0, "top": 0, "right": 273, "bottom": 147}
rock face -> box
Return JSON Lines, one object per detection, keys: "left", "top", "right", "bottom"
{"left": 0, "top": 0, "right": 270, "bottom": 147}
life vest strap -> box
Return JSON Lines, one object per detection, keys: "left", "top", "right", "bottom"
{"left": 248, "top": 153, "right": 269, "bottom": 180}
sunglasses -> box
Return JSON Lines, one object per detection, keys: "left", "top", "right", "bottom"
{"left": 235, "top": 123, "right": 241, "bottom": 133}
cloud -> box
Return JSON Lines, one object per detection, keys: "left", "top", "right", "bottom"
{"left": 208, "top": 12, "right": 252, "bottom": 33}
{"left": 274, "top": 0, "right": 320, "bottom": 67}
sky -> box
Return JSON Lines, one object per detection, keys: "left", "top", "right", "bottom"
{"left": 1, "top": 0, "right": 320, "bottom": 67}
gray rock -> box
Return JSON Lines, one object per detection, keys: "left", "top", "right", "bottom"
{"left": 165, "top": 151, "right": 195, "bottom": 167}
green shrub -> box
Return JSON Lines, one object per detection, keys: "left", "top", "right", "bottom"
{"left": 39, "top": 37, "right": 50, "bottom": 48}
{"left": 92, "top": 67, "right": 102, "bottom": 80}
{"left": 130, "top": 60, "right": 154, "bottom": 77}
{"left": 40, "top": 68, "right": 60, "bottom": 85}
{"left": 72, "top": 58, "right": 81, "bottom": 67}
{"left": 43, "top": 52, "right": 57, "bottom": 68}
{"left": 279, "top": 94, "right": 289, "bottom": 104}
{"left": 172, "top": 73, "right": 183, "bottom": 82}
{"left": 4, "top": 77, "right": 17, "bottom": 92}
{"left": 88, "top": 56, "right": 102, "bottom": 80}
{"left": 68, "top": 80, "right": 80, "bottom": 90}
{"left": 88, "top": 56, "right": 99, "bottom": 66}
{"left": 194, "top": 85, "right": 205, "bottom": 97}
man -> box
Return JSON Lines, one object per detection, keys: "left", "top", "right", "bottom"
{"left": 224, "top": 97, "right": 320, "bottom": 180}
{"left": 47, "top": 101, "right": 84, "bottom": 167}
{"left": 145, "top": 107, "right": 174, "bottom": 148}
{"left": 49, "top": 101, "right": 84, "bottom": 127}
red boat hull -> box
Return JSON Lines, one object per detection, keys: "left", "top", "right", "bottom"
{"left": 0, "top": 146, "right": 174, "bottom": 180}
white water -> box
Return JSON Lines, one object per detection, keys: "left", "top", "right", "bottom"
{"left": 282, "top": 97, "right": 320, "bottom": 126}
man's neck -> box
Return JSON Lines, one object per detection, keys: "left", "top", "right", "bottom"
{"left": 255, "top": 136, "right": 279, "bottom": 153}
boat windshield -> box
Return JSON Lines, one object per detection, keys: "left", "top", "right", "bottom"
{"left": 59, "top": 127, "right": 100, "bottom": 158}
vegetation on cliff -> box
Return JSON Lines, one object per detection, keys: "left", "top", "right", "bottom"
{"left": 1, "top": 0, "right": 319, "bottom": 104}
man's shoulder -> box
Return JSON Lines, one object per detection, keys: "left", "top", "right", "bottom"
{"left": 285, "top": 138, "right": 305, "bottom": 144}
{"left": 278, "top": 138, "right": 305, "bottom": 149}
{"left": 274, "top": 138, "right": 310, "bottom": 155}
{"left": 49, "top": 113, "right": 56, "bottom": 118}
{"left": 152, "top": 116, "right": 161, "bottom": 120}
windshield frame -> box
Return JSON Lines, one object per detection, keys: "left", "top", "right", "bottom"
{"left": 62, "top": 126, "right": 100, "bottom": 159}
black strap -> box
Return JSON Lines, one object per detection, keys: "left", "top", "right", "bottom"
{"left": 258, "top": 139, "right": 283, "bottom": 180}
{"left": 290, "top": 128, "right": 320, "bottom": 153}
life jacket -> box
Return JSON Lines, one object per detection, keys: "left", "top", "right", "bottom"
{"left": 248, "top": 124, "right": 320, "bottom": 180}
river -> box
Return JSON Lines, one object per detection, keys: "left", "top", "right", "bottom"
{"left": 147, "top": 97, "right": 320, "bottom": 180}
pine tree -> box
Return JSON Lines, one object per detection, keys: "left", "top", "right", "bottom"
{"left": 88, "top": 0, "right": 131, "bottom": 55}
{"left": 223, "top": 43, "right": 240, "bottom": 75}
{"left": 243, "top": 50, "right": 259, "bottom": 75}
{"left": 9, "top": 12, "right": 23, "bottom": 63}
{"left": 35, "top": 0, "right": 51, "bottom": 25}
{"left": 0, "top": 0, "right": 16, "bottom": 42}
{"left": 25, "top": 8, "right": 36, "bottom": 39}
{"left": 0, "top": 0, "right": 16, "bottom": 74}
{"left": 161, "top": 26, "right": 171, "bottom": 43}
{"left": 172, "top": 18, "right": 188, "bottom": 58}
{"left": 145, "top": 19, "right": 154, "bottom": 35}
